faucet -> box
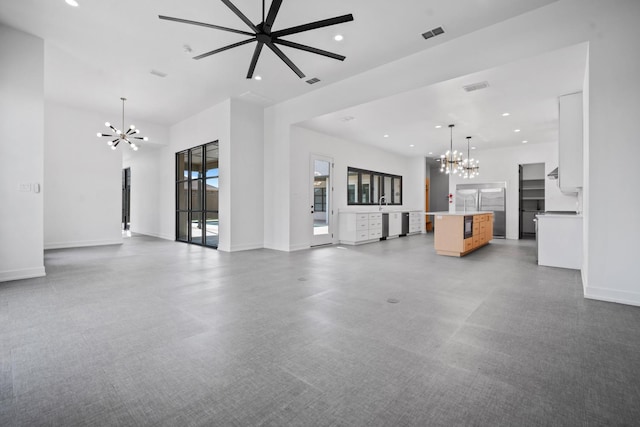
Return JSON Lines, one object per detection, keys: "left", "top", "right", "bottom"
{"left": 379, "top": 195, "right": 388, "bottom": 211}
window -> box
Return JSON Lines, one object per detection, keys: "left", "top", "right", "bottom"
{"left": 347, "top": 167, "right": 402, "bottom": 205}
{"left": 314, "top": 187, "right": 327, "bottom": 212}
{"left": 176, "top": 141, "right": 219, "bottom": 248}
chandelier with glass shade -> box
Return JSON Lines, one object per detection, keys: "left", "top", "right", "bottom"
{"left": 461, "top": 136, "right": 480, "bottom": 179}
{"left": 440, "top": 124, "right": 463, "bottom": 175}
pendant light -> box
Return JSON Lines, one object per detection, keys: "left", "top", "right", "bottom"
{"left": 462, "top": 136, "right": 480, "bottom": 179}
{"left": 440, "top": 124, "right": 463, "bottom": 175}
{"left": 96, "top": 97, "right": 147, "bottom": 151}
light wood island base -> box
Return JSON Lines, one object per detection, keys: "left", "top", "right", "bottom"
{"left": 429, "top": 212, "right": 494, "bottom": 257}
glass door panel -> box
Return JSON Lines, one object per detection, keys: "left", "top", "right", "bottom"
{"left": 176, "top": 141, "right": 218, "bottom": 248}
{"left": 205, "top": 212, "right": 218, "bottom": 247}
{"left": 311, "top": 155, "right": 332, "bottom": 246}
{"left": 190, "top": 212, "right": 203, "bottom": 244}
{"left": 177, "top": 212, "right": 189, "bottom": 242}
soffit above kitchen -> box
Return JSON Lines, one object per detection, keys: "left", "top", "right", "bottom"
{"left": 0, "top": 0, "right": 557, "bottom": 125}
{"left": 297, "top": 42, "right": 588, "bottom": 157}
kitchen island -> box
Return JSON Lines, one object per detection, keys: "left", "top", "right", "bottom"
{"left": 426, "top": 211, "right": 494, "bottom": 257}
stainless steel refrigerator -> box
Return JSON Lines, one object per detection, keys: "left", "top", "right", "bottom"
{"left": 455, "top": 182, "right": 506, "bottom": 238}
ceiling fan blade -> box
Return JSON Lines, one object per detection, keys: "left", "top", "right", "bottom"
{"left": 266, "top": 42, "right": 305, "bottom": 78}
{"left": 220, "top": 0, "right": 259, "bottom": 33}
{"left": 193, "top": 38, "right": 256, "bottom": 60}
{"left": 246, "top": 42, "right": 264, "bottom": 79}
{"left": 263, "top": 0, "right": 283, "bottom": 34}
{"left": 273, "top": 39, "right": 346, "bottom": 61}
{"left": 271, "top": 14, "right": 353, "bottom": 38}
{"left": 158, "top": 15, "right": 254, "bottom": 36}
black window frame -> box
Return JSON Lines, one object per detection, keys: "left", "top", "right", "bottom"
{"left": 175, "top": 141, "right": 219, "bottom": 249}
{"left": 347, "top": 167, "right": 403, "bottom": 206}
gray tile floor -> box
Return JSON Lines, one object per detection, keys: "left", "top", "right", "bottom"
{"left": 2, "top": 233, "right": 640, "bottom": 426}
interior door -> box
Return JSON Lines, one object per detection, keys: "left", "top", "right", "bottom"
{"left": 122, "top": 167, "right": 131, "bottom": 230}
{"left": 310, "top": 155, "right": 333, "bottom": 246}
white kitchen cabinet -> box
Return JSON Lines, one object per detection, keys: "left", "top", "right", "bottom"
{"left": 339, "top": 212, "right": 383, "bottom": 245}
{"left": 388, "top": 212, "right": 402, "bottom": 237}
{"left": 536, "top": 213, "right": 582, "bottom": 269}
{"left": 409, "top": 211, "right": 422, "bottom": 234}
{"left": 558, "top": 92, "right": 583, "bottom": 193}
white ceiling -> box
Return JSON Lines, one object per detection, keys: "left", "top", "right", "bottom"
{"left": 0, "top": 0, "right": 562, "bottom": 130}
{"left": 298, "top": 42, "right": 588, "bottom": 158}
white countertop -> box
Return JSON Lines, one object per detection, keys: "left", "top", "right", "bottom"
{"left": 536, "top": 213, "right": 582, "bottom": 219}
{"left": 340, "top": 209, "right": 423, "bottom": 214}
{"left": 426, "top": 211, "right": 493, "bottom": 216}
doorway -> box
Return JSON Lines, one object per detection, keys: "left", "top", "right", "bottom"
{"left": 122, "top": 167, "right": 131, "bottom": 231}
{"left": 310, "top": 155, "right": 333, "bottom": 246}
{"left": 176, "top": 141, "right": 219, "bottom": 248}
{"left": 519, "top": 163, "right": 545, "bottom": 239}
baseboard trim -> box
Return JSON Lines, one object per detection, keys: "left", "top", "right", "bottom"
{"left": 289, "top": 243, "right": 310, "bottom": 252}
{"left": 44, "top": 238, "right": 123, "bottom": 250}
{"left": 584, "top": 286, "right": 640, "bottom": 307}
{"left": 228, "top": 242, "right": 264, "bottom": 252}
{"left": 0, "top": 266, "right": 46, "bottom": 283}
{"left": 131, "top": 231, "right": 173, "bottom": 241}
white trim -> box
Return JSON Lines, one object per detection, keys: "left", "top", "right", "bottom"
{"left": 44, "top": 238, "right": 123, "bottom": 250}
{"left": 289, "top": 243, "right": 311, "bottom": 252}
{"left": 0, "top": 267, "right": 46, "bottom": 282}
{"left": 584, "top": 286, "right": 640, "bottom": 307}
{"left": 227, "top": 242, "right": 264, "bottom": 252}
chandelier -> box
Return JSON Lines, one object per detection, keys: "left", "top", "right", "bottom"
{"left": 96, "top": 97, "right": 147, "bottom": 151}
{"left": 440, "top": 124, "right": 463, "bottom": 175}
{"left": 461, "top": 136, "right": 480, "bottom": 179}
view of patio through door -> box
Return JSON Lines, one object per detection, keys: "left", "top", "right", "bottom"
{"left": 176, "top": 141, "right": 219, "bottom": 248}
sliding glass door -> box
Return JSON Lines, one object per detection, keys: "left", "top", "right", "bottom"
{"left": 176, "top": 141, "right": 219, "bottom": 248}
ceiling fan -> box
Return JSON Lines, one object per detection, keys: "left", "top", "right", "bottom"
{"left": 159, "top": 0, "right": 353, "bottom": 79}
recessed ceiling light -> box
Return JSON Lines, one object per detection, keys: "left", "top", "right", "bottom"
{"left": 514, "top": 129, "right": 521, "bottom": 132}
{"left": 471, "top": 146, "right": 477, "bottom": 150}
{"left": 65, "top": 0, "right": 79, "bottom": 6}
{"left": 502, "top": 112, "right": 510, "bottom": 117}
{"left": 383, "top": 134, "right": 389, "bottom": 138}
{"left": 254, "top": 75, "right": 262, "bottom": 81}
{"left": 334, "top": 34, "right": 344, "bottom": 41}
{"left": 409, "top": 144, "right": 415, "bottom": 147}
{"left": 435, "top": 125, "right": 442, "bottom": 129}
{"left": 428, "top": 152, "right": 433, "bottom": 155}
{"left": 522, "top": 140, "right": 528, "bottom": 144}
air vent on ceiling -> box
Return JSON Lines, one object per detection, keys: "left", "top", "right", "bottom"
{"left": 306, "top": 77, "right": 321, "bottom": 85}
{"left": 340, "top": 116, "right": 355, "bottom": 122}
{"left": 463, "top": 81, "right": 490, "bottom": 92}
{"left": 150, "top": 69, "right": 168, "bottom": 78}
{"left": 422, "top": 26, "right": 445, "bottom": 40}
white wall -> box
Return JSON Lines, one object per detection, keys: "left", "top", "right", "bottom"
{"left": 44, "top": 102, "right": 168, "bottom": 249}
{"left": 161, "top": 100, "right": 231, "bottom": 244}
{"left": 0, "top": 25, "right": 45, "bottom": 282}
{"left": 448, "top": 142, "right": 576, "bottom": 239}
{"left": 289, "top": 126, "right": 423, "bottom": 250}
{"left": 122, "top": 143, "right": 168, "bottom": 239}
{"left": 228, "top": 99, "right": 264, "bottom": 251}
{"left": 581, "top": 0, "right": 640, "bottom": 305}
{"left": 265, "top": 0, "right": 640, "bottom": 305}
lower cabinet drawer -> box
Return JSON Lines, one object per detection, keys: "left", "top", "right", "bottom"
{"left": 464, "top": 238, "right": 473, "bottom": 251}
{"left": 356, "top": 231, "right": 369, "bottom": 241}
{"left": 369, "top": 230, "right": 382, "bottom": 239}
{"left": 356, "top": 220, "right": 368, "bottom": 230}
